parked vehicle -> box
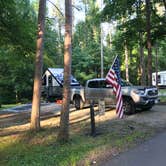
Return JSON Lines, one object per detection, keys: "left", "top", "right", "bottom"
{"left": 152, "top": 71, "right": 166, "bottom": 87}
{"left": 41, "top": 68, "right": 81, "bottom": 101}
{"left": 71, "top": 78, "right": 158, "bottom": 114}
{"left": 42, "top": 69, "right": 158, "bottom": 114}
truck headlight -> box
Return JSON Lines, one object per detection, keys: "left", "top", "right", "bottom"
{"left": 133, "top": 90, "right": 145, "bottom": 95}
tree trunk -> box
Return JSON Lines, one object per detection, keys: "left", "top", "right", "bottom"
{"left": 124, "top": 40, "right": 129, "bottom": 82}
{"left": 30, "top": 0, "right": 46, "bottom": 131}
{"left": 139, "top": 32, "right": 146, "bottom": 86}
{"left": 58, "top": 0, "right": 72, "bottom": 142}
{"left": 58, "top": 22, "right": 63, "bottom": 65}
{"left": 155, "top": 43, "right": 158, "bottom": 87}
{"left": 146, "top": 0, "right": 152, "bottom": 86}
{"left": 136, "top": 0, "right": 146, "bottom": 86}
{"left": 56, "top": 0, "right": 63, "bottom": 66}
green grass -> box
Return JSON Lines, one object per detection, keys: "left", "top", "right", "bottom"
{"left": 0, "top": 104, "right": 21, "bottom": 111}
{"left": 159, "top": 89, "right": 166, "bottom": 102}
{"left": 159, "top": 96, "right": 166, "bottom": 102}
{"left": 0, "top": 121, "right": 154, "bottom": 166}
{"left": 159, "top": 88, "right": 166, "bottom": 95}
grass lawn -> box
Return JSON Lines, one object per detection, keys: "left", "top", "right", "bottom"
{"left": 0, "top": 104, "right": 21, "bottom": 111}
{"left": 1, "top": 91, "right": 165, "bottom": 166}
{"left": 160, "top": 96, "right": 166, "bottom": 102}
{"left": 159, "top": 88, "right": 166, "bottom": 103}
{"left": 0, "top": 109, "right": 156, "bottom": 166}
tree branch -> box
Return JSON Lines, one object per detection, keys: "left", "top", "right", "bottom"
{"left": 72, "top": 5, "right": 82, "bottom": 11}
{"left": 47, "top": 0, "right": 64, "bottom": 17}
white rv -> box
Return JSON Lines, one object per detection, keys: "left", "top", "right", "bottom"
{"left": 41, "top": 68, "right": 80, "bottom": 100}
{"left": 152, "top": 71, "right": 166, "bottom": 87}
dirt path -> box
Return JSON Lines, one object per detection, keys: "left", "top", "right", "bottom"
{"left": 0, "top": 104, "right": 166, "bottom": 137}
{"left": 0, "top": 104, "right": 61, "bottom": 128}
{"left": 126, "top": 105, "right": 166, "bottom": 127}
{"left": 1, "top": 103, "right": 166, "bottom": 166}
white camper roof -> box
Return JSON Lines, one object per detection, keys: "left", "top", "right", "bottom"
{"left": 152, "top": 71, "right": 166, "bottom": 75}
{"left": 47, "top": 68, "right": 80, "bottom": 86}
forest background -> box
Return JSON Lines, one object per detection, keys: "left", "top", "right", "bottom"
{"left": 0, "top": 0, "right": 165, "bottom": 104}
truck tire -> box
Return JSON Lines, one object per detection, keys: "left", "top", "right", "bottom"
{"left": 142, "top": 106, "right": 153, "bottom": 111}
{"left": 74, "top": 96, "right": 84, "bottom": 110}
{"left": 123, "top": 98, "right": 135, "bottom": 115}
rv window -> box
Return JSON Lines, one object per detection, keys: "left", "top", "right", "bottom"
{"left": 152, "top": 75, "right": 155, "bottom": 82}
{"left": 48, "top": 75, "right": 52, "bottom": 86}
{"left": 158, "top": 75, "right": 161, "bottom": 83}
{"left": 42, "top": 75, "right": 46, "bottom": 85}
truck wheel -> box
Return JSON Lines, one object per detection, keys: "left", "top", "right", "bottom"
{"left": 74, "top": 96, "right": 84, "bottom": 110}
{"left": 142, "top": 106, "right": 153, "bottom": 111}
{"left": 123, "top": 98, "right": 135, "bottom": 115}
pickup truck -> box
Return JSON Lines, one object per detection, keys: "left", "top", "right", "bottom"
{"left": 71, "top": 78, "right": 158, "bottom": 114}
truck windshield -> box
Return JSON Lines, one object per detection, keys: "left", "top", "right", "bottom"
{"left": 88, "top": 80, "right": 112, "bottom": 88}
{"left": 121, "top": 80, "right": 132, "bottom": 87}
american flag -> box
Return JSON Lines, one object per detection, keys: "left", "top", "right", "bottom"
{"left": 106, "top": 56, "right": 124, "bottom": 118}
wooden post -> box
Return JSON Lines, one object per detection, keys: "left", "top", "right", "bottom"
{"left": 90, "top": 100, "right": 96, "bottom": 136}
{"left": 155, "top": 42, "right": 158, "bottom": 88}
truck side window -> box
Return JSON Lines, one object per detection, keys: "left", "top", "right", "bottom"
{"left": 121, "top": 80, "right": 132, "bottom": 87}
{"left": 100, "top": 80, "right": 107, "bottom": 88}
{"left": 106, "top": 84, "right": 112, "bottom": 88}
{"left": 88, "top": 81, "right": 99, "bottom": 88}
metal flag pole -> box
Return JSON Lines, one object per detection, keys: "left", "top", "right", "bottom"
{"left": 111, "top": 55, "right": 118, "bottom": 69}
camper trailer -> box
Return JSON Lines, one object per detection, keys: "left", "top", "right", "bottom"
{"left": 152, "top": 71, "right": 166, "bottom": 87}
{"left": 41, "top": 68, "right": 80, "bottom": 100}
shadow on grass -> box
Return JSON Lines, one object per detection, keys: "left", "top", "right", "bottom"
{"left": 0, "top": 105, "right": 138, "bottom": 138}
{"left": 4, "top": 100, "right": 165, "bottom": 165}
{"left": 1, "top": 115, "right": 153, "bottom": 166}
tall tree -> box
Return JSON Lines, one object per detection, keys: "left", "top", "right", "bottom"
{"left": 124, "top": 40, "right": 129, "bottom": 82}
{"left": 139, "top": 31, "right": 146, "bottom": 85}
{"left": 136, "top": 0, "right": 146, "bottom": 85}
{"left": 58, "top": 0, "right": 72, "bottom": 142}
{"left": 30, "top": 0, "right": 46, "bottom": 131}
{"left": 146, "top": 0, "right": 152, "bottom": 86}
{"left": 0, "top": 0, "right": 37, "bottom": 104}
{"left": 72, "top": 2, "right": 103, "bottom": 83}
{"left": 49, "top": 0, "right": 64, "bottom": 66}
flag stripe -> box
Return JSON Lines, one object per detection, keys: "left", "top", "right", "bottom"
{"left": 106, "top": 56, "right": 124, "bottom": 119}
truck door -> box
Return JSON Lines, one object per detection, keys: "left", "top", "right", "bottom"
{"left": 99, "top": 80, "right": 116, "bottom": 105}
{"left": 85, "top": 80, "right": 101, "bottom": 102}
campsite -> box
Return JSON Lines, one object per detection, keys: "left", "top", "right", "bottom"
{"left": 0, "top": 0, "right": 166, "bottom": 165}
{"left": 1, "top": 103, "right": 166, "bottom": 165}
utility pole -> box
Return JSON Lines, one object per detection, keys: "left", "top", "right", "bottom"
{"left": 101, "top": 23, "right": 104, "bottom": 78}
{"left": 100, "top": 0, "right": 104, "bottom": 78}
